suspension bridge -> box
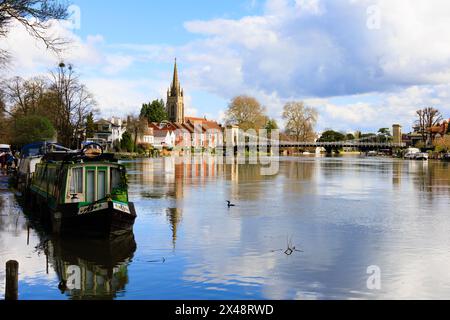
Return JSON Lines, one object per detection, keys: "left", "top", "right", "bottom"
{"left": 225, "top": 133, "right": 406, "bottom": 150}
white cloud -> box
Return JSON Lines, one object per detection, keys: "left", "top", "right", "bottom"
{"left": 85, "top": 77, "right": 167, "bottom": 117}
{"left": 103, "top": 54, "right": 135, "bottom": 75}
{"left": 3, "top": 0, "right": 450, "bottom": 131}
{"left": 0, "top": 20, "right": 103, "bottom": 78}
{"left": 174, "top": 0, "right": 450, "bottom": 129}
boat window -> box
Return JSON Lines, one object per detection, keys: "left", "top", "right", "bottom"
{"left": 86, "top": 170, "right": 95, "bottom": 203}
{"left": 111, "top": 168, "right": 121, "bottom": 190}
{"left": 70, "top": 168, "right": 83, "bottom": 194}
{"left": 98, "top": 170, "right": 106, "bottom": 200}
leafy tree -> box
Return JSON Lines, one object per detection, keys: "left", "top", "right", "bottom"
{"left": 85, "top": 112, "right": 95, "bottom": 138}
{"left": 120, "top": 131, "right": 134, "bottom": 153}
{"left": 265, "top": 118, "right": 278, "bottom": 137}
{"left": 282, "top": 101, "right": 318, "bottom": 142}
{"left": 346, "top": 133, "right": 355, "bottom": 141}
{"left": 433, "top": 135, "right": 450, "bottom": 153}
{"left": 318, "top": 130, "right": 346, "bottom": 142}
{"left": 318, "top": 130, "right": 346, "bottom": 154}
{"left": 225, "top": 95, "right": 268, "bottom": 130}
{"left": 140, "top": 99, "right": 167, "bottom": 123}
{"left": 13, "top": 115, "right": 55, "bottom": 147}
{"left": 378, "top": 128, "right": 392, "bottom": 143}
{"left": 360, "top": 133, "right": 378, "bottom": 143}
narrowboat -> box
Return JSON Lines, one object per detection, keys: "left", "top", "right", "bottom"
{"left": 17, "top": 142, "right": 71, "bottom": 192}
{"left": 27, "top": 143, "right": 137, "bottom": 238}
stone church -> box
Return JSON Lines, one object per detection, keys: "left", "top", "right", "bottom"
{"left": 138, "top": 59, "right": 224, "bottom": 150}
{"left": 166, "top": 58, "right": 185, "bottom": 124}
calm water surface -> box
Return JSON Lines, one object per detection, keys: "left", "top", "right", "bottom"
{"left": 1, "top": 156, "right": 450, "bottom": 300}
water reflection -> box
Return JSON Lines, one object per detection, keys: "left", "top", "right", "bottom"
{"left": 124, "top": 157, "right": 450, "bottom": 299}
{"left": 3, "top": 156, "right": 450, "bottom": 299}
{"left": 0, "top": 173, "right": 136, "bottom": 300}
{"left": 50, "top": 234, "right": 136, "bottom": 300}
{"left": 166, "top": 208, "right": 182, "bottom": 249}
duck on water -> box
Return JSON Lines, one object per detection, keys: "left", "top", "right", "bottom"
{"left": 17, "top": 142, "right": 137, "bottom": 238}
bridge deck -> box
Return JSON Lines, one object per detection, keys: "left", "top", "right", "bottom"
{"left": 222, "top": 142, "right": 406, "bottom": 148}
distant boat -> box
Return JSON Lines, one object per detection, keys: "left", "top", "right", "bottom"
{"left": 367, "top": 151, "right": 378, "bottom": 157}
{"left": 414, "top": 153, "right": 429, "bottom": 161}
{"left": 0, "top": 144, "right": 11, "bottom": 153}
{"left": 404, "top": 148, "right": 421, "bottom": 160}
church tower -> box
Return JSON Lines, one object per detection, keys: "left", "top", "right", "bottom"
{"left": 166, "top": 58, "right": 185, "bottom": 123}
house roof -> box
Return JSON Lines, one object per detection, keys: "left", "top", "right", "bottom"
{"left": 147, "top": 118, "right": 223, "bottom": 135}
{"left": 95, "top": 119, "right": 122, "bottom": 128}
{"left": 184, "top": 117, "right": 222, "bottom": 131}
{"left": 153, "top": 130, "right": 171, "bottom": 138}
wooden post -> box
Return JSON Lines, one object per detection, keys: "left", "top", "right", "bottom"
{"left": 5, "top": 260, "right": 18, "bottom": 300}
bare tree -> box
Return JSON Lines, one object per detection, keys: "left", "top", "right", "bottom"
{"left": 0, "top": 82, "right": 8, "bottom": 116}
{"left": 283, "top": 101, "right": 318, "bottom": 142}
{"left": 0, "top": 85, "right": 6, "bottom": 123}
{"left": 225, "top": 95, "right": 268, "bottom": 131}
{"left": 2, "top": 76, "right": 47, "bottom": 116}
{"left": 126, "top": 114, "right": 147, "bottom": 151}
{"left": 49, "top": 63, "right": 97, "bottom": 148}
{"left": 415, "top": 107, "right": 443, "bottom": 145}
{"left": 0, "top": 0, "right": 68, "bottom": 66}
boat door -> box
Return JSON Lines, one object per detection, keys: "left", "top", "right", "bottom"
{"left": 85, "top": 166, "right": 108, "bottom": 203}
{"left": 86, "top": 168, "right": 96, "bottom": 203}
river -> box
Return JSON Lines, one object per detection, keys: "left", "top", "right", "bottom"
{"left": 1, "top": 156, "right": 450, "bottom": 300}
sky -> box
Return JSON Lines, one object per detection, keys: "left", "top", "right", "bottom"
{"left": 2, "top": 0, "right": 450, "bottom": 133}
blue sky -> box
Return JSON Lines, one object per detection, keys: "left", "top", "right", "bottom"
{"left": 71, "top": 0, "right": 263, "bottom": 44}
{"left": 3, "top": 0, "right": 450, "bottom": 133}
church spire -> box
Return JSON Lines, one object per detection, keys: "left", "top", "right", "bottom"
{"left": 167, "top": 58, "right": 185, "bottom": 123}
{"left": 171, "top": 58, "right": 180, "bottom": 95}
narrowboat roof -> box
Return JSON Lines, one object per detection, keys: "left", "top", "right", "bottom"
{"left": 42, "top": 151, "right": 119, "bottom": 164}
{"left": 21, "top": 142, "right": 71, "bottom": 158}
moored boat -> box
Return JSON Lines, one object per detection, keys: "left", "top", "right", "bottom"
{"left": 403, "top": 148, "right": 420, "bottom": 159}
{"left": 17, "top": 142, "right": 71, "bottom": 193}
{"left": 24, "top": 143, "right": 137, "bottom": 238}
{"left": 414, "top": 152, "right": 429, "bottom": 161}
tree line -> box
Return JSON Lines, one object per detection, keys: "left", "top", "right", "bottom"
{"left": 1, "top": 63, "right": 97, "bottom": 148}
{"left": 223, "top": 95, "right": 318, "bottom": 142}
{"left": 222, "top": 96, "right": 450, "bottom": 150}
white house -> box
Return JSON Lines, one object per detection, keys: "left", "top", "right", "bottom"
{"left": 110, "top": 117, "right": 127, "bottom": 142}
{"left": 153, "top": 130, "right": 176, "bottom": 149}
{"left": 92, "top": 118, "right": 126, "bottom": 150}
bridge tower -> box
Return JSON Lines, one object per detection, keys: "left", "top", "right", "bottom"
{"left": 393, "top": 124, "right": 402, "bottom": 144}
